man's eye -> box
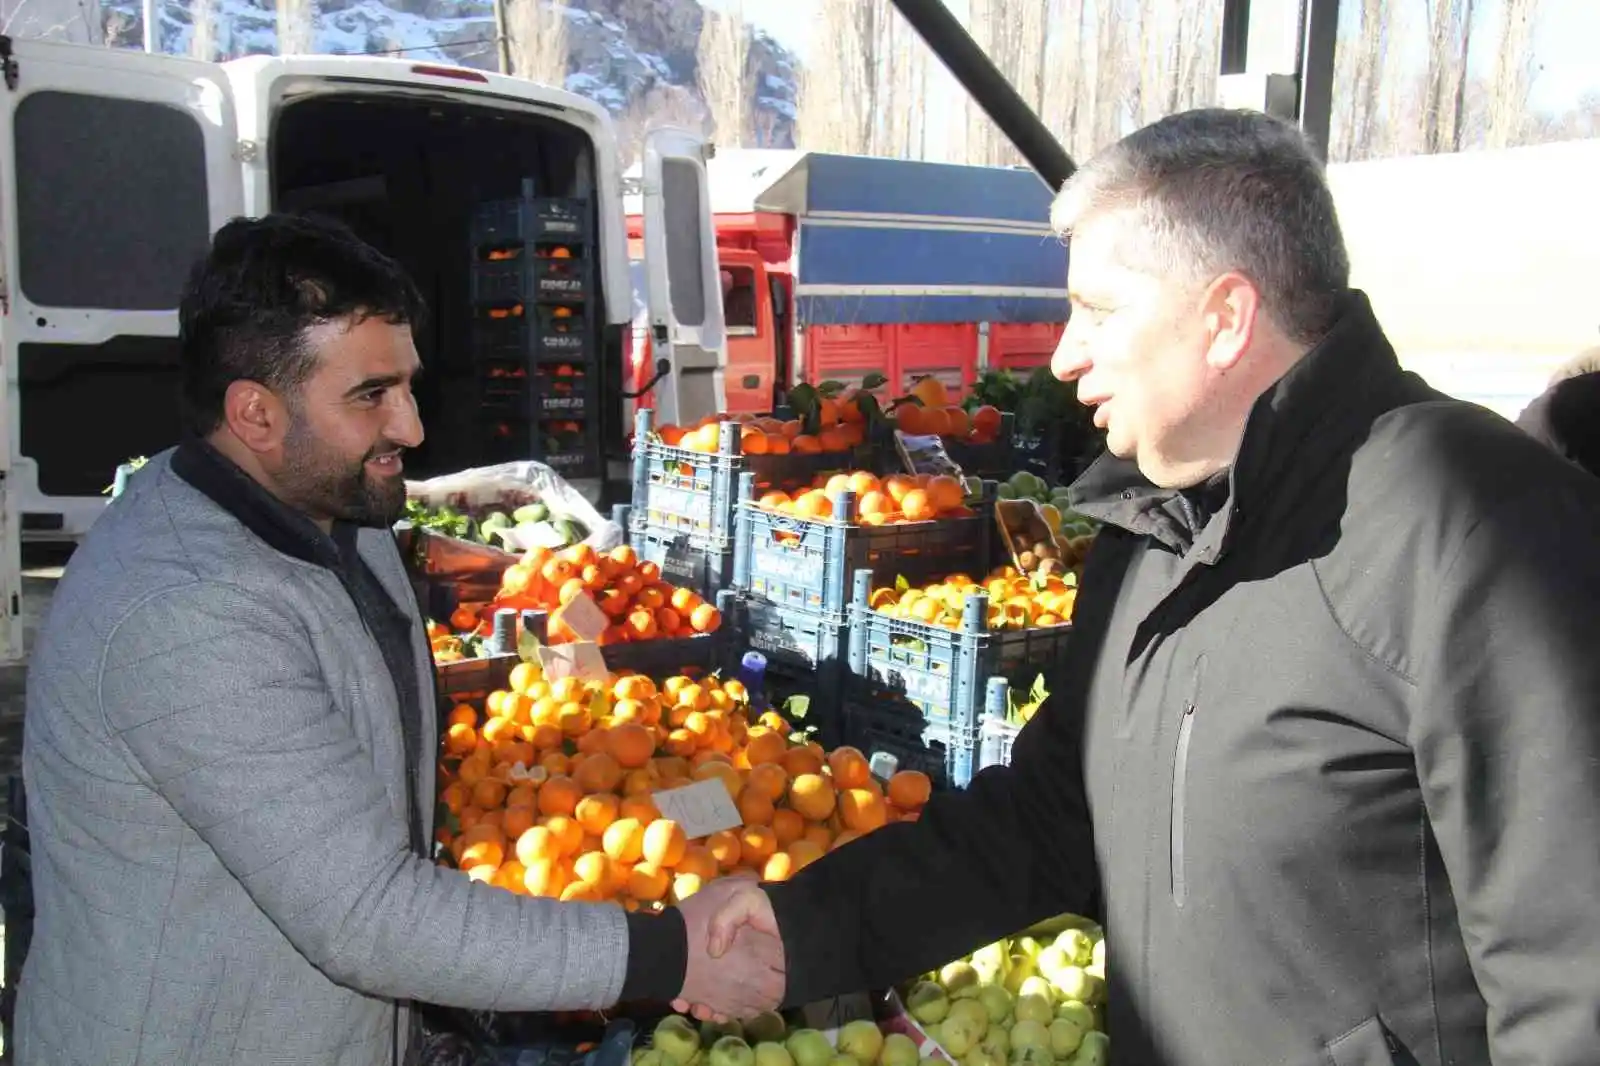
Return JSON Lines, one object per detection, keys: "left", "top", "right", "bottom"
{"left": 359, "top": 389, "right": 386, "bottom": 404}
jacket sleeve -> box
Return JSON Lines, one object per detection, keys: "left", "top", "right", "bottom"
{"left": 1411, "top": 482, "right": 1600, "bottom": 1064}
{"left": 761, "top": 540, "right": 1124, "bottom": 1006}
{"left": 97, "top": 579, "right": 681, "bottom": 1011}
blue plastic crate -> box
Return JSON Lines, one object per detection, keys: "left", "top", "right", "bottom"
{"left": 846, "top": 568, "right": 1072, "bottom": 730}
{"left": 732, "top": 473, "right": 994, "bottom": 618}
{"left": 630, "top": 408, "right": 744, "bottom": 542}
{"left": 478, "top": 364, "right": 594, "bottom": 419}
{"left": 979, "top": 713, "right": 1022, "bottom": 771}
{"left": 471, "top": 193, "right": 591, "bottom": 248}
{"left": 472, "top": 305, "right": 591, "bottom": 364}
{"left": 736, "top": 596, "right": 849, "bottom": 675}
{"left": 470, "top": 252, "right": 590, "bottom": 306}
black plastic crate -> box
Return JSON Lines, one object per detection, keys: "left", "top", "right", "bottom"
{"left": 472, "top": 304, "right": 592, "bottom": 364}
{"left": 470, "top": 251, "right": 590, "bottom": 306}
{"left": 840, "top": 699, "right": 983, "bottom": 791}
{"left": 471, "top": 193, "right": 591, "bottom": 248}
{"left": 478, "top": 362, "right": 593, "bottom": 419}
{"left": 478, "top": 416, "right": 600, "bottom": 477}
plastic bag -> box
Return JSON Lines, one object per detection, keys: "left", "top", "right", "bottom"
{"left": 405, "top": 461, "right": 623, "bottom": 554}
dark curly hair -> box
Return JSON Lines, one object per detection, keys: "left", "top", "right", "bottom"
{"left": 179, "top": 213, "right": 426, "bottom": 434}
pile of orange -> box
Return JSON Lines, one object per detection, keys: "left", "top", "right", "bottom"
{"left": 487, "top": 542, "right": 722, "bottom": 646}
{"left": 867, "top": 565, "right": 1079, "bottom": 631}
{"left": 652, "top": 390, "right": 872, "bottom": 458}
{"left": 891, "top": 378, "right": 1006, "bottom": 445}
{"left": 436, "top": 664, "right": 935, "bottom": 907}
{"left": 427, "top": 620, "right": 469, "bottom": 663}
{"left": 755, "top": 470, "right": 974, "bottom": 525}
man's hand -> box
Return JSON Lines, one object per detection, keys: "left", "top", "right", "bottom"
{"left": 672, "top": 874, "right": 785, "bottom": 1021}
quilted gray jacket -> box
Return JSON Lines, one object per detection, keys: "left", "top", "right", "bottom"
{"left": 16, "top": 449, "right": 630, "bottom": 1065}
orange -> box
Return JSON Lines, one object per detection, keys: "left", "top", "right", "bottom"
{"left": 522, "top": 857, "right": 568, "bottom": 897}
{"left": 602, "top": 817, "right": 646, "bottom": 863}
{"left": 883, "top": 474, "right": 919, "bottom": 503}
{"left": 676, "top": 845, "right": 719, "bottom": 881}
{"left": 493, "top": 860, "right": 530, "bottom": 895}
{"left": 770, "top": 808, "right": 806, "bottom": 847}
{"left": 690, "top": 603, "right": 722, "bottom": 634}
{"left": 447, "top": 704, "right": 478, "bottom": 730}
{"left": 642, "top": 819, "right": 687, "bottom": 867}
{"left": 502, "top": 805, "right": 538, "bottom": 840}
{"left": 926, "top": 475, "right": 965, "bottom": 512}
{"left": 828, "top": 746, "right": 873, "bottom": 789}
{"left": 574, "top": 753, "right": 624, "bottom": 794}
{"left": 575, "top": 793, "right": 620, "bottom": 836}
{"left": 745, "top": 729, "right": 788, "bottom": 767}
{"left": 672, "top": 872, "right": 704, "bottom": 901}
{"left": 471, "top": 779, "right": 507, "bottom": 810}
{"left": 909, "top": 375, "right": 950, "bottom": 409}
{"left": 739, "top": 825, "right": 778, "bottom": 866}
{"left": 606, "top": 723, "right": 656, "bottom": 769}
{"left": 740, "top": 428, "right": 769, "bottom": 455}
{"left": 572, "top": 851, "right": 618, "bottom": 892}
{"left": 745, "top": 762, "right": 789, "bottom": 803}
{"left": 738, "top": 789, "right": 776, "bottom": 827}
{"left": 787, "top": 838, "right": 827, "bottom": 872}
{"left": 538, "top": 776, "right": 582, "bottom": 817}
{"left": 620, "top": 794, "right": 661, "bottom": 824}
{"left": 888, "top": 770, "right": 933, "bottom": 809}
{"left": 544, "top": 814, "right": 584, "bottom": 855}
{"left": 781, "top": 745, "right": 825, "bottom": 778}
{"left": 789, "top": 773, "right": 837, "bottom": 821}
{"left": 803, "top": 823, "right": 835, "bottom": 851}
{"left": 444, "top": 722, "right": 478, "bottom": 756}
{"left": 440, "top": 781, "right": 470, "bottom": 815}
{"left": 944, "top": 406, "right": 970, "bottom": 437}
{"left": 627, "top": 861, "right": 671, "bottom": 902}
{"left": 762, "top": 851, "right": 795, "bottom": 882}
{"left": 900, "top": 489, "right": 937, "bottom": 522}
{"left": 460, "top": 838, "right": 505, "bottom": 870}
{"left": 560, "top": 880, "right": 605, "bottom": 902}
{"left": 706, "top": 829, "right": 743, "bottom": 869}
{"left": 792, "top": 491, "right": 832, "bottom": 520}
{"left": 840, "top": 787, "right": 889, "bottom": 832}
{"left": 894, "top": 402, "right": 930, "bottom": 435}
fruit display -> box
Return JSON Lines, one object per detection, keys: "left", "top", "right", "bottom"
{"left": 640, "top": 1013, "right": 920, "bottom": 1066}
{"left": 755, "top": 471, "right": 976, "bottom": 525}
{"left": 653, "top": 404, "right": 869, "bottom": 458}
{"left": 901, "top": 919, "right": 1109, "bottom": 1066}
{"left": 484, "top": 543, "right": 724, "bottom": 646}
{"left": 435, "top": 663, "right": 935, "bottom": 905}
{"left": 865, "top": 568, "right": 1078, "bottom": 631}
{"left": 889, "top": 377, "right": 1005, "bottom": 447}
{"left": 404, "top": 497, "right": 592, "bottom": 554}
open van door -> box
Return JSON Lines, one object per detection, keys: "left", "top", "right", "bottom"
{"left": 0, "top": 38, "right": 244, "bottom": 552}
{"left": 639, "top": 127, "right": 727, "bottom": 426}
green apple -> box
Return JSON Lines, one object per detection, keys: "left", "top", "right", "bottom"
{"left": 879, "top": 1033, "right": 919, "bottom": 1066}
{"left": 654, "top": 1016, "right": 702, "bottom": 1066}
{"left": 745, "top": 1013, "right": 788, "bottom": 1046}
{"left": 977, "top": 1027, "right": 1010, "bottom": 1059}
{"left": 947, "top": 998, "right": 990, "bottom": 1038}
{"left": 1011, "top": 993, "right": 1053, "bottom": 1027}
{"left": 1056, "top": 930, "right": 1094, "bottom": 967}
{"left": 940, "top": 961, "right": 981, "bottom": 998}
{"left": 785, "top": 1030, "right": 834, "bottom": 1066}
{"left": 1009, "top": 1048, "right": 1051, "bottom": 1066}
{"left": 829, "top": 1056, "right": 860, "bottom": 1066}
{"left": 1002, "top": 956, "right": 1038, "bottom": 996}
{"left": 710, "top": 1036, "right": 755, "bottom": 1066}
{"left": 1055, "top": 1001, "right": 1095, "bottom": 1033}
{"left": 1007, "top": 1020, "right": 1050, "bottom": 1057}
{"left": 936, "top": 1016, "right": 983, "bottom": 1058}
{"left": 1035, "top": 943, "right": 1073, "bottom": 982}
{"left": 704, "top": 1021, "right": 745, "bottom": 1046}
{"left": 1050, "top": 966, "right": 1094, "bottom": 1004}
{"left": 976, "top": 984, "right": 1014, "bottom": 1025}
{"left": 963, "top": 1049, "right": 1005, "bottom": 1066}
{"left": 836, "top": 1021, "right": 884, "bottom": 1065}
{"left": 1070, "top": 1032, "right": 1109, "bottom": 1066}
{"left": 1048, "top": 1017, "right": 1084, "bottom": 1058}
{"left": 755, "top": 1044, "right": 794, "bottom": 1066}
{"left": 907, "top": 980, "right": 951, "bottom": 1025}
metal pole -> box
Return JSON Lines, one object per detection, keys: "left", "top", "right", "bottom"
{"left": 142, "top": 0, "right": 157, "bottom": 51}
{"left": 1297, "top": 0, "right": 1340, "bottom": 159}
{"left": 886, "top": 0, "right": 1075, "bottom": 189}
{"left": 492, "top": 0, "right": 511, "bottom": 75}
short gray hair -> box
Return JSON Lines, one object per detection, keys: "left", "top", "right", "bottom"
{"left": 1051, "top": 108, "right": 1350, "bottom": 345}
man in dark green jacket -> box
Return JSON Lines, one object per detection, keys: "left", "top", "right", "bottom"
{"left": 686, "top": 109, "right": 1600, "bottom": 1065}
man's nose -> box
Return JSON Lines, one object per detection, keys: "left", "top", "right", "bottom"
{"left": 388, "top": 389, "right": 425, "bottom": 448}
{"left": 1051, "top": 324, "right": 1091, "bottom": 382}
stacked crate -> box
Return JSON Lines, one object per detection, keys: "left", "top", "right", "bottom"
{"left": 470, "top": 184, "right": 599, "bottom": 477}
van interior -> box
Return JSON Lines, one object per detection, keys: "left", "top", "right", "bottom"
{"left": 272, "top": 92, "right": 605, "bottom": 479}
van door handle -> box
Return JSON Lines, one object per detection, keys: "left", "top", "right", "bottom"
{"left": 742, "top": 375, "right": 760, "bottom": 388}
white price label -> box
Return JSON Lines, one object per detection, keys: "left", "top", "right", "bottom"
{"left": 557, "top": 593, "right": 608, "bottom": 642}
{"left": 652, "top": 778, "right": 744, "bottom": 839}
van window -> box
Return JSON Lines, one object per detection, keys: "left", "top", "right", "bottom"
{"left": 661, "top": 158, "right": 706, "bottom": 326}
{"left": 13, "top": 91, "right": 210, "bottom": 309}
{"left": 721, "top": 266, "right": 758, "bottom": 334}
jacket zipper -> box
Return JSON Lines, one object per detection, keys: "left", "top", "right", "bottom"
{"left": 1171, "top": 702, "right": 1195, "bottom": 907}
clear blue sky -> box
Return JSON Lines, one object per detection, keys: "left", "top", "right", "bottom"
{"left": 728, "top": 0, "right": 1599, "bottom": 117}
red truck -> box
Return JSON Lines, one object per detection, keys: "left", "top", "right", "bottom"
{"left": 623, "top": 149, "right": 1067, "bottom": 422}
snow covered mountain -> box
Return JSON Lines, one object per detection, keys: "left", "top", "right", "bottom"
{"left": 102, "top": 0, "right": 797, "bottom": 139}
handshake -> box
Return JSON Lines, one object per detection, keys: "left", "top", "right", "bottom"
{"left": 672, "top": 873, "right": 788, "bottom": 1021}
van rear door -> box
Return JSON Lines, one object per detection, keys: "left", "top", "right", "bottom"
{"left": 0, "top": 38, "right": 244, "bottom": 541}
{"left": 640, "top": 127, "right": 727, "bottom": 426}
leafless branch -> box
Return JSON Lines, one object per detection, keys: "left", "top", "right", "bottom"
{"left": 507, "top": 0, "right": 569, "bottom": 87}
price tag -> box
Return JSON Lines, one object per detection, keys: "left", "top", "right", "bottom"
{"left": 537, "top": 641, "right": 610, "bottom": 683}
{"left": 555, "top": 593, "right": 608, "bottom": 643}
{"left": 652, "top": 779, "right": 743, "bottom": 839}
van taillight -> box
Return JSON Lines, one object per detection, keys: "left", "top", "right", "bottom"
{"left": 410, "top": 64, "right": 489, "bottom": 83}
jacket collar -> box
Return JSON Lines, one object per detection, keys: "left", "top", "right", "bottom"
{"left": 170, "top": 437, "right": 356, "bottom": 570}
{"left": 1068, "top": 289, "right": 1402, "bottom": 560}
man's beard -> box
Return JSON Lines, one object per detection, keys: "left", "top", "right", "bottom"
{"left": 280, "top": 419, "right": 408, "bottom": 528}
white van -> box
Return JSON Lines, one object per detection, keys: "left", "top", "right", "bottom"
{"left": 0, "top": 36, "right": 730, "bottom": 662}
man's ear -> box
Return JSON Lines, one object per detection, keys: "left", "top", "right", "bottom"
{"left": 1201, "top": 272, "right": 1261, "bottom": 372}
{"left": 222, "top": 380, "right": 288, "bottom": 454}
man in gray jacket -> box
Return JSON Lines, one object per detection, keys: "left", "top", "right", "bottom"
{"left": 16, "top": 213, "right": 779, "bottom": 1065}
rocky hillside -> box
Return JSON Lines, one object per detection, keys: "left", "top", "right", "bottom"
{"left": 102, "top": 0, "right": 796, "bottom": 143}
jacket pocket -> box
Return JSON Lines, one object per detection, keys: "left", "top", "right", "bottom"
{"left": 1327, "top": 1016, "right": 1400, "bottom": 1066}
{"left": 1170, "top": 655, "right": 1206, "bottom": 907}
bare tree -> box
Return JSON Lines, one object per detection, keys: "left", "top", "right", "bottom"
{"left": 1487, "top": 0, "right": 1541, "bottom": 148}
{"left": 507, "top": 0, "right": 569, "bottom": 87}
{"left": 697, "top": 1, "right": 750, "bottom": 148}
{"left": 189, "top": 0, "right": 215, "bottom": 60}
{"left": 1420, "top": 0, "right": 1468, "bottom": 153}
{"left": 795, "top": 0, "right": 871, "bottom": 154}
{"left": 275, "top": 0, "right": 316, "bottom": 55}
{"left": 615, "top": 84, "right": 710, "bottom": 171}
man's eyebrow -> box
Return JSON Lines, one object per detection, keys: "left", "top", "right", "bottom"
{"left": 343, "top": 372, "right": 409, "bottom": 398}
